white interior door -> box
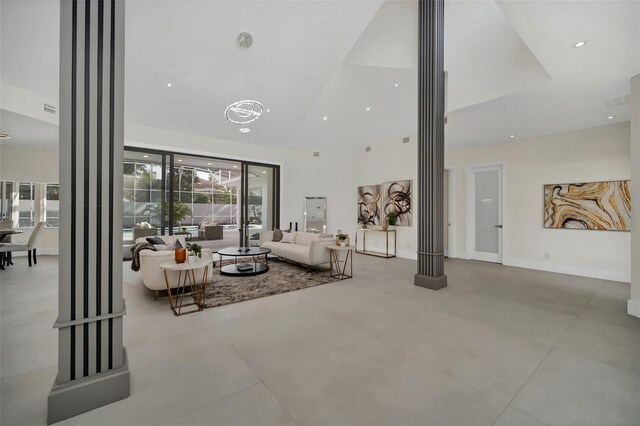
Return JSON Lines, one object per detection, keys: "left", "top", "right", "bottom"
{"left": 468, "top": 165, "right": 503, "bottom": 263}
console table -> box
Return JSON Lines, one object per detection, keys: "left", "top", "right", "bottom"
{"left": 355, "top": 228, "right": 397, "bottom": 258}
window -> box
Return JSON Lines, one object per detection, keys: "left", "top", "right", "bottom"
{"left": 45, "top": 184, "right": 60, "bottom": 227}
{"left": 18, "top": 182, "right": 35, "bottom": 227}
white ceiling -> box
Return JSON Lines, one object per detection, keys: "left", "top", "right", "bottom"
{"left": 1, "top": 0, "right": 639, "bottom": 150}
{"left": 0, "top": 109, "right": 58, "bottom": 148}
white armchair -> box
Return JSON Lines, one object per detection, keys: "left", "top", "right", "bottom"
{"left": 134, "top": 235, "right": 214, "bottom": 297}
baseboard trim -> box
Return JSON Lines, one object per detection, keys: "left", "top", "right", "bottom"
{"left": 47, "top": 348, "right": 130, "bottom": 424}
{"left": 628, "top": 299, "right": 640, "bottom": 318}
{"left": 503, "top": 257, "right": 630, "bottom": 283}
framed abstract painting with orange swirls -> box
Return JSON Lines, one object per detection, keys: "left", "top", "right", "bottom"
{"left": 543, "top": 180, "right": 631, "bottom": 231}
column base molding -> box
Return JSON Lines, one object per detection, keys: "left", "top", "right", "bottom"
{"left": 47, "top": 348, "right": 130, "bottom": 425}
{"left": 414, "top": 273, "right": 448, "bottom": 290}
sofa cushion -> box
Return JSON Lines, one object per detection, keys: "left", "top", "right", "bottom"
{"left": 273, "top": 228, "right": 283, "bottom": 242}
{"left": 281, "top": 232, "right": 296, "bottom": 244}
{"left": 146, "top": 236, "right": 165, "bottom": 245}
{"left": 294, "top": 232, "right": 318, "bottom": 247}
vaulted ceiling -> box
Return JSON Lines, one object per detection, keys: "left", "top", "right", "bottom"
{"left": 1, "top": 0, "right": 639, "bottom": 150}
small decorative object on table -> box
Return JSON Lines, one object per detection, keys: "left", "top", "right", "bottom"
{"left": 186, "top": 242, "right": 202, "bottom": 263}
{"left": 336, "top": 233, "right": 348, "bottom": 247}
{"left": 383, "top": 211, "right": 397, "bottom": 231}
{"left": 180, "top": 226, "right": 187, "bottom": 232}
{"left": 173, "top": 239, "right": 186, "bottom": 264}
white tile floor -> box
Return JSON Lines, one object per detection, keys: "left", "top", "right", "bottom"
{"left": 1, "top": 255, "right": 639, "bottom": 425}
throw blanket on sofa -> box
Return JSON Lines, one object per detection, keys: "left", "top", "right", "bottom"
{"left": 130, "top": 242, "right": 157, "bottom": 272}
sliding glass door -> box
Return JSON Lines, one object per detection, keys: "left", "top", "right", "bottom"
{"left": 241, "top": 163, "right": 279, "bottom": 247}
{"left": 123, "top": 148, "right": 279, "bottom": 251}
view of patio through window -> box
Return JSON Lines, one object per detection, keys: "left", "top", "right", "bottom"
{"left": 123, "top": 149, "right": 279, "bottom": 253}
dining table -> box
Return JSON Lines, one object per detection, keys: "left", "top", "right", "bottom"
{"left": 0, "top": 228, "right": 23, "bottom": 270}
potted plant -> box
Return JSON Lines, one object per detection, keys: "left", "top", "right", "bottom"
{"left": 384, "top": 211, "right": 398, "bottom": 230}
{"left": 186, "top": 243, "right": 202, "bottom": 262}
{"left": 336, "top": 233, "right": 348, "bottom": 247}
{"left": 180, "top": 226, "right": 187, "bottom": 232}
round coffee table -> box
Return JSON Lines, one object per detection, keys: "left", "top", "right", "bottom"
{"left": 218, "top": 247, "right": 271, "bottom": 276}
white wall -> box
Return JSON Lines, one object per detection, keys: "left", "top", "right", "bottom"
{"left": 0, "top": 144, "right": 60, "bottom": 253}
{"left": 447, "top": 122, "right": 631, "bottom": 282}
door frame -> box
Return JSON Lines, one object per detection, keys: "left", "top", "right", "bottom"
{"left": 444, "top": 166, "right": 455, "bottom": 258}
{"left": 465, "top": 161, "right": 506, "bottom": 263}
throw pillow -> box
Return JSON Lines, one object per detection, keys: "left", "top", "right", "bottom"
{"left": 281, "top": 232, "right": 296, "bottom": 244}
{"left": 273, "top": 228, "right": 283, "bottom": 242}
{"left": 146, "top": 236, "right": 165, "bottom": 245}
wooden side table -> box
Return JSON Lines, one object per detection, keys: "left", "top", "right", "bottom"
{"left": 159, "top": 259, "right": 211, "bottom": 316}
{"left": 327, "top": 244, "right": 354, "bottom": 280}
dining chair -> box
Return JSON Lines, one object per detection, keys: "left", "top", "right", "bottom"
{"left": 0, "top": 219, "right": 14, "bottom": 266}
{"left": 0, "top": 221, "right": 44, "bottom": 267}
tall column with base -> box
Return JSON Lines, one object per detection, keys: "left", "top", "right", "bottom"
{"left": 629, "top": 74, "right": 640, "bottom": 319}
{"left": 415, "top": 0, "right": 447, "bottom": 290}
{"left": 48, "top": 1, "right": 130, "bottom": 423}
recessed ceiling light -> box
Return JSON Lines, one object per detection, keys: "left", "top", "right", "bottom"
{"left": 323, "top": 116, "right": 328, "bottom": 121}
{"left": 207, "top": 162, "right": 212, "bottom": 165}
{"left": 262, "top": 171, "right": 267, "bottom": 174}
{"left": 266, "top": 109, "right": 270, "bottom": 112}
{"left": 394, "top": 83, "right": 399, "bottom": 87}
{"left": 177, "top": 159, "right": 183, "bottom": 162}
{"left": 607, "top": 115, "right": 615, "bottom": 120}
{"left": 573, "top": 41, "right": 586, "bottom": 48}
{"left": 0, "top": 133, "right": 10, "bottom": 140}
{"left": 239, "top": 128, "right": 251, "bottom": 133}
{"left": 233, "top": 165, "right": 238, "bottom": 168}
{"left": 366, "top": 107, "right": 371, "bottom": 111}
{"left": 143, "top": 154, "right": 149, "bottom": 158}
{"left": 167, "top": 82, "right": 172, "bottom": 87}
{"left": 510, "top": 134, "right": 516, "bottom": 139}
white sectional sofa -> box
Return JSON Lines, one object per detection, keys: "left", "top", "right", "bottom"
{"left": 260, "top": 231, "right": 334, "bottom": 268}
{"left": 134, "top": 235, "right": 214, "bottom": 294}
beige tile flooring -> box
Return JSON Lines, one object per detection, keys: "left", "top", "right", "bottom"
{"left": 1, "top": 255, "right": 639, "bottom": 425}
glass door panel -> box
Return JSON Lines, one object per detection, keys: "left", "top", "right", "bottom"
{"left": 470, "top": 165, "right": 502, "bottom": 263}
{"left": 242, "top": 164, "right": 277, "bottom": 247}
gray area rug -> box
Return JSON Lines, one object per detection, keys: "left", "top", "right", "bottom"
{"left": 203, "top": 259, "right": 338, "bottom": 308}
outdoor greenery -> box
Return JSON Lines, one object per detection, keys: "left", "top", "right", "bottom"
{"left": 143, "top": 201, "right": 192, "bottom": 225}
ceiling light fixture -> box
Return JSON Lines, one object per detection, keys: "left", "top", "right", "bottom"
{"left": 239, "top": 128, "right": 251, "bottom": 133}
{"left": 323, "top": 116, "right": 328, "bottom": 121}
{"left": 266, "top": 109, "right": 270, "bottom": 113}
{"left": 143, "top": 155, "right": 149, "bottom": 158}
{"left": 510, "top": 134, "right": 516, "bottom": 139}
{"left": 573, "top": 41, "right": 587, "bottom": 48}
{"left": 607, "top": 115, "right": 615, "bottom": 119}
{"left": 177, "top": 159, "right": 183, "bottom": 162}
{"left": 394, "top": 83, "right": 399, "bottom": 87}
{"left": 167, "top": 83, "right": 172, "bottom": 87}
{"left": 366, "top": 107, "right": 371, "bottom": 111}
{"left": 225, "top": 100, "right": 264, "bottom": 124}
{"left": 207, "top": 162, "right": 212, "bottom": 165}
{"left": 233, "top": 165, "right": 238, "bottom": 168}
{"left": 262, "top": 171, "right": 267, "bottom": 174}
{"left": 0, "top": 133, "right": 11, "bottom": 140}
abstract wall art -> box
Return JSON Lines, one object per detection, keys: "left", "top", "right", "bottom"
{"left": 357, "top": 185, "right": 382, "bottom": 226}
{"left": 543, "top": 180, "right": 631, "bottom": 231}
{"left": 383, "top": 180, "right": 412, "bottom": 226}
